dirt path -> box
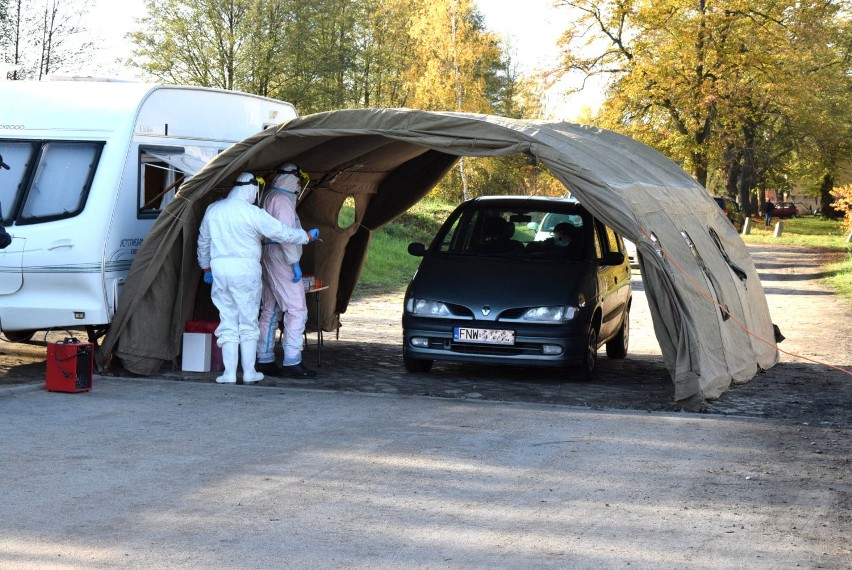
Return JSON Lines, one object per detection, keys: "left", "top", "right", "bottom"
{"left": 706, "top": 244, "right": 852, "bottom": 422}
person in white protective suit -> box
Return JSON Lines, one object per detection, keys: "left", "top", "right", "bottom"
{"left": 256, "top": 163, "right": 316, "bottom": 378}
{"left": 197, "top": 172, "right": 320, "bottom": 385}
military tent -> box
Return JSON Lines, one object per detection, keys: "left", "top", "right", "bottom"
{"left": 98, "top": 109, "right": 779, "bottom": 407}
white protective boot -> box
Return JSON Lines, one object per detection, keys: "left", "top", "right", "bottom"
{"left": 240, "top": 340, "right": 264, "bottom": 384}
{"left": 216, "top": 342, "right": 239, "bottom": 384}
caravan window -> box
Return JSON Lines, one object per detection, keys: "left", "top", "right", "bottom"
{"left": 139, "top": 148, "right": 186, "bottom": 217}
{"left": 0, "top": 140, "right": 38, "bottom": 222}
{"left": 138, "top": 146, "right": 218, "bottom": 217}
{"left": 16, "top": 141, "right": 102, "bottom": 225}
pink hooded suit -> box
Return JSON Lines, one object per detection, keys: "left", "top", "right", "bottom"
{"left": 257, "top": 171, "right": 308, "bottom": 366}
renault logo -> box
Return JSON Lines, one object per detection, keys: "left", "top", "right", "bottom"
{"left": 481, "top": 306, "right": 491, "bottom": 316}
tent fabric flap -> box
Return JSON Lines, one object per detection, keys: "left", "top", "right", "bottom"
{"left": 98, "top": 108, "right": 778, "bottom": 407}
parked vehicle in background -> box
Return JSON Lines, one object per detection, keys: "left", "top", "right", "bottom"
{"left": 402, "top": 196, "right": 632, "bottom": 381}
{"left": 772, "top": 202, "right": 798, "bottom": 219}
{"left": 623, "top": 239, "right": 638, "bottom": 268}
{"left": 0, "top": 78, "right": 296, "bottom": 344}
{"left": 713, "top": 196, "right": 745, "bottom": 231}
{"left": 794, "top": 203, "right": 820, "bottom": 217}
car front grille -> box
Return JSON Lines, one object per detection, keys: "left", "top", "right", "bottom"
{"left": 497, "top": 307, "right": 527, "bottom": 320}
{"left": 426, "top": 338, "right": 543, "bottom": 356}
{"left": 447, "top": 303, "right": 475, "bottom": 318}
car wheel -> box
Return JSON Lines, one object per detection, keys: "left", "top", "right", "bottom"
{"left": 606, "top": 312, "right": 629, "bottom": 359}
{"left": 571, "top": 324, "right": 599, "bottom": 381}
{"left": 2, "top": 329, "right": 36, "bottom": 343}
{"left": 403, "top": 354, "right": 433, "bottom": 373}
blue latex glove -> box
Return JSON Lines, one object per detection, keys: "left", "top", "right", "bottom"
{"left": 291, "top": 262, "right": 303, "bottom": 283}
{"left": 308, "top": 228, "right": 320, "bottom": 242}
{"left": 203, "top": 270, "right": 213, "bottom": 285}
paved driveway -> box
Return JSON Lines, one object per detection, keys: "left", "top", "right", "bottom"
{"left": 1, "top": 376, "right": 849, "bottom": 568}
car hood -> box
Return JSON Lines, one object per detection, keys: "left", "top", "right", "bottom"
{"left": 409, "top": 253, "right": 590, "bottom": 320}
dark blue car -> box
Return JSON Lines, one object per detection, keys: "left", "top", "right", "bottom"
{"left": 402, "top": 196, "right": 632, "bottom": 381}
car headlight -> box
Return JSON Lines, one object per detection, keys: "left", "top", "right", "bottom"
{"left": 406, "top": 298, "right": 451, "bottom": 317}
{"left": 522, "top": 305, "right": 578, "bottom": 322}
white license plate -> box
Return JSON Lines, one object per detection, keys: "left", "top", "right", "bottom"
{"left": 454, "top": 327, "right": 515, "bottom": 345}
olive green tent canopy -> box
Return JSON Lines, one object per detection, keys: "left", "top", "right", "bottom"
{"left": 98, "top": 109, "right": 778, "bottom": 407}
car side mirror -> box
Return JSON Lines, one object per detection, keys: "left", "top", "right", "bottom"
{"left": 600, "top": 252, "right": 625, "bottom": 266}
{"left": 408, "top": 242, "right": 427, "bottom": 257}
{"left": 526, "top": 222, "right": 539, "bottom": 231}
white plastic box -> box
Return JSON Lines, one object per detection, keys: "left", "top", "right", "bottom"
{"left": 182, "top": 332, "right": 212, "bottom": 372}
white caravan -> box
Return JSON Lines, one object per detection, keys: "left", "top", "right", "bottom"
{"left": 0, "top": 79, "right": 297, "bottom": 342}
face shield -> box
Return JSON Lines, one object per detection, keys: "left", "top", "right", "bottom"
{"left": 275, "top": 164, "right": 310, "bottom": 198}
{"left": 231, "top": 172, "right": 262, "bottom": 204}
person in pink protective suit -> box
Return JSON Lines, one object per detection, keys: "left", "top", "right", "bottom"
{"left": 197, "top": 171, "right": 320, "bottom": 385}
{"left": 256, "top": 163, "right": 317, "bottom": 378}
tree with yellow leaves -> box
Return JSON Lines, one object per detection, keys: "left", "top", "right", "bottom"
{"left": 551, "top": 0, "right": 852, "bottom": 215}
{"left": 404, "top": 0, "right": 502, "bottom": 200}
{"left": 830, "top": 185, "right": 852, "bottom": 240}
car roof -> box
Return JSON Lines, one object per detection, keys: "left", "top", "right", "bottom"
{"left": 464, "top": 195, "right": 580, "bottom": 208}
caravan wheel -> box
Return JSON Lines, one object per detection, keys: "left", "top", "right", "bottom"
{"left": 3, "top": 329, "right": 36, "bottom": 343}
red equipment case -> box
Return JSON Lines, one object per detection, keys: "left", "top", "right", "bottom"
{"left": 46, "top": 339, "right": 93, "bottom": 393}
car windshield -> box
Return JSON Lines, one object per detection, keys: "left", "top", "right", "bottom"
{"left": 435, "top": 204, "right": 591, "bottom": 260}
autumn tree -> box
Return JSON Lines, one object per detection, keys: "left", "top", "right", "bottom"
{"left": 128, "top": 0, "right": 547, "bottom": 198}
{"left": 130, "top": 0, "right": 257, "bottom": 90}
{"left": 405, "top": 0, "right": 503, "bottom": 201}
{"left": 350, "top": 0, "right": 416, "bottom": 108}
{"left": 712, "top": 1, "right": 852, "bottom": 215}
{"left": 552, "top": 0, "right": 852, "bottom": 215}
{"left": 132, "top": 0, "right": 410, "bottom": 113}
{"left": 778, "top": 2, "right": 852, "bottom": 217}
{"left": 405, "top": 0, "right": 499, "bottom": 113}
{"left": 464, "top": 46, "right": 563, "bottom": 200}
{"left": 830, "top": 185, "right": 852, "bottom": 238}
{"left": 1, "top": 0, "right": 94, "bottom": 79}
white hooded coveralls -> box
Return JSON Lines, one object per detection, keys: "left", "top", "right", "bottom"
{"left": 197, "top": 178, "right": 309, "bottom": 346}
{"left": 257, "top": 172, "right": 308, "bottom": 366}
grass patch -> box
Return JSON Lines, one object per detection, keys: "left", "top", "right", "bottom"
{"left": 354, "top": 199, "right": 456, "bottom": 294}
{"left": 740, "top": 215, "right": 852, "bottom": 302}
{"left": 740, "top": 215, "right": 849, "bottom": 248}
{"left": 824, "top": 251, "right": 852, "bottom": 302}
